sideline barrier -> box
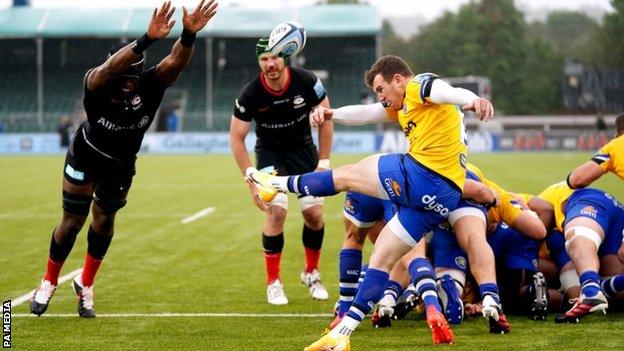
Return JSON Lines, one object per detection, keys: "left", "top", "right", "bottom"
{"left": 0, "top": 131, "right": 610, "bottom": 154}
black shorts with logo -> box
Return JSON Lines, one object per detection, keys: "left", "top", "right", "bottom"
{"left": 255, "top": 143, "right": 318, "bottom": 176}
{"left": 63, "top": 127, "right": 136, "bottom": 207}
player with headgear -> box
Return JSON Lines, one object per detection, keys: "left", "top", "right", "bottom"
{"left": 230, "top": 33, "right": 333, "bottom": 305}
{"left": 30, "top": 0, "right": 218, "bottom": 318}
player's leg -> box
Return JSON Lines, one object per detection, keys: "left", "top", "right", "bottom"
{"left": 600, "top": 255, "right": 624, "bottom": 300}
{"left": 71, "top": 169, "right": 133, "bottom": 318}
{"left": 372, "top": 243, "right": 418, "bottom": 328}
{"left": 262, "top": 194, "right": 289, "bottom": 305}
{"left": 556, "top": 216, "right": 607, "bottom": 322}
{"left": 451, "top": 208, "right": 510, "bottom": 333}
{"left": 31, "top": 178, "right": 93, "bottom": 316}
{"left": 299, "top": 197, "right": 329, "bottom": 300}
{"left": 334, "top": 191, "right": 387, "bottom": 324}
{"left": 253, "top": 154, "right": 384, "bottom": 200}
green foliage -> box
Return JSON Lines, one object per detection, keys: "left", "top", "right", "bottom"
{"left": 585, "top": 0, "right": 624, "bottom": 69}
{"left": 401, "top": 0, "right": 561, "bottom": 114}
{"left": 529, "top": 11, "right": 600, "bottom": 62}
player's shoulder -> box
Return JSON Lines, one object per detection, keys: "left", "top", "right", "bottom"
{"left": 605, "top": 134, "right": 624, "bottom": 149}
{"left": 237, "top": 76, "right": 263, "bottom": 99}
{"left": 411, "top": 72, "right": 440, "bottom": 84}
{"left": 290, "top": 67, "right": 318, "bottom": 82}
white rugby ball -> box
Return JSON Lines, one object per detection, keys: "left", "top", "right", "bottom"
{"left": 268, "top": 21, "right": 306, "bottom": 58}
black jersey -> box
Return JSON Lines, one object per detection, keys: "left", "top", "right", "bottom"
{"left": 233, "top": 67, "right": 326, "bottom": 149}
{"left": 81, "top": 66, "right": 167, "bottom": 160}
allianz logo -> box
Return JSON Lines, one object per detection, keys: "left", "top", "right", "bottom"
{"left": 421, "top": 194, "right": 450, "bottom": 216}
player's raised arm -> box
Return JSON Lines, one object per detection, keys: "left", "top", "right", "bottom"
{"left": 86, "top": 1, "right": 175, "bottom": 91}
{"left": 310, "top": 103, "right": 389, "bottom": 128}
{"left": 429, "top": 78, "right": 494, "bottom": 122}
{"left": 156, "top": 0, "right": 218, "bottom": 86}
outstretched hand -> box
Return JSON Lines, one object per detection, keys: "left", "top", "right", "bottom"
{"left": 310, "top": 106, "right": 334, "bottom": 128}
{"left": 183, "top": 0, "right": 219, "bottom": 33}
{"left": 148, "top": 1, "right": 176, "bottom": 39}
{"left": 462, "top": 97, "right": 494, "bottom": 122}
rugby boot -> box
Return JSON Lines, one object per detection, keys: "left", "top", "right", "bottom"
{"left": 304, "top": 333, "right": 350, "bottom": 351}
{"left": 439, "top": 274, "right": 464, "bottom": 325}
{"left": 30, "top": 280, "right": 57, "bottom": 316}
{"left": 555, "top": 291, "right": 608, "bottom": 324}
{"left": 72, "top": 275, "right": 96, "bottom": 318}
{"left": 267, "top": 279, "right": 289, "bottom": 305}
{"left": 425, "top": 305, "right": 454, "bottom": 344}
{"left": 371, "top": 304, "right": 392, "bottom": 328}
{"left": 301, "top": 269, "right": 329, "bottom": 300}
{"left": 392, "top": 284, "right": 419, "bottom": 320}
{"left": 482, "top": 295, "right": 511, "bottom": 334}
{"left": 530, "top": 272, "right": 549, "bottom": 321}
{"left": 247, "top": 169, "right": 278, "bottom": 202}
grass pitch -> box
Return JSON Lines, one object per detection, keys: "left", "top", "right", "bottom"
{"left": 1, "top": 153, "right": 624, "bottom": 350}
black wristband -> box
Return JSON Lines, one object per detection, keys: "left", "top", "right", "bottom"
{"left": 132, "top": 33, "right": 156, "bottom": 55}
{"left": 566, "top": 173, "right": 576, "bottom": 189}
{"left": 180, "top": 28, "right": 196, "bottom": 48}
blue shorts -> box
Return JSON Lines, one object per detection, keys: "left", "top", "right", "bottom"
{"left": 564, "top": 188, "right": 624, "bottom": 256}
{"left": 545, "top": 230, "right": 571, "bottom": 270}
{"left": 379, "top": 154, "right": 462, "bottom": 244}
{"left": 488, "top": 223, "right": 539, "bottom": 272}
{"left": 343, "top": 191, "right": 395, "bottom": 228}
{"left": 428, "top": 224, "right": 468, "bottom": 273}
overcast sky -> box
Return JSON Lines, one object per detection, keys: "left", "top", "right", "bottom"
{"left": 0, "top": 0, "right": 615, "bottom": 21}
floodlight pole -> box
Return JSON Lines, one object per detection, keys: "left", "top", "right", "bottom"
{"left": 36, "top": 36, "right": 43, "bottom": 128}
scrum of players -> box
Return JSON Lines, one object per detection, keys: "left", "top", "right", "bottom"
{"left": 244, "top": 50, "right": 624, "bottom": 349}
{"left": 324, "top": 114, "right": 624, "bottom": 342}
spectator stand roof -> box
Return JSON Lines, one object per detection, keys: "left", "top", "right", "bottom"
{"left": 0, "top": 4, "right": 381, "bottom": 39}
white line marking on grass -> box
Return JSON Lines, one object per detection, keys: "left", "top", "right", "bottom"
{"left": 13, "top": 312, "right": 331, "bottom": 318}
{"left": 181, "top": 207, "right": 215, "bottom": 224}
{"left": 12, "top": 268, "right": 83, "bottom": 307}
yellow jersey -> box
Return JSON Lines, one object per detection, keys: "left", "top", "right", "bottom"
{"left": 537, "top": 181, "right": 574, "bottom": 232}
{"left": 592, "top": 134, "right": 624, "bottom": 180}
{"left": 466, "top": 163, "right": 523, "bottom": 225}
{"left": 386, "top": 73, "right": 467, "bottom": 190}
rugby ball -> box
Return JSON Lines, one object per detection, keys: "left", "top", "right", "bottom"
{"left": 268, "top": 21, "right": 306, "bottom": 58}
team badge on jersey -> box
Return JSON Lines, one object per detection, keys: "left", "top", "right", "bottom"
{"left": 131, "top": 95, "right": 142, "bottom": 110}
{"left": 293, "top": 95, "right": 306, "bottom": 109}
{"left": 455, "top": 256, "right": 467, "bottom": 269}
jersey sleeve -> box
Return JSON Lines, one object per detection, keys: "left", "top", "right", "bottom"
{"left": 233, "top": 83, "right": 256, "bottom": 122}
{"left": 408, "top": 73, "right": 440, "bottom": 105}
{"left": 591, "top": 141, "right": 614, "bottom": 172}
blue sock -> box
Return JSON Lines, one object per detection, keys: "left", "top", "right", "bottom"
{"left": 338, "top": 249, "right": 362, "bottom": 316}
{"left": 409, "top": 257, "right": 441, "bottom": 312}
{"left": 286, "top": 171, "right": 337, "bottom": 196}
{"left": 479, "top": 283, "right": 501, "bottom": 305}
{"left": 601, "top": 274, "right": 624, "bottom": 298}
{"left": 346, "top": 268, "right": 389, "bottom": 322}
{"left": 385, "top": 280, "right": 403, "bottom": 302}
{"left": 359, "top": 263, "right": 368, "bottom": 286}
{"left": 580, "top": 270, "right": 601, "bottom": 297}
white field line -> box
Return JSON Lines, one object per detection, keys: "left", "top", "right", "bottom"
{"left": 13, "top": 312, "right": 331, "bottom": 318}
{"left": 180, "top": 207, "right": 215, "bottom": 224}
{"left": 12, "top": 268, "right": 83, "bottom": 307}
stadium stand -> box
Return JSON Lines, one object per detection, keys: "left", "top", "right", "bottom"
{"left": 0, "top": 5, "right": 381, "bottom": 132}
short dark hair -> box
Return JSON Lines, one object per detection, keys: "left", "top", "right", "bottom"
{"left": 616, "top": 113, "right": 624, "bottom": 135}
{"left": 364, "top": 55, "right": 413, "bottom": 88}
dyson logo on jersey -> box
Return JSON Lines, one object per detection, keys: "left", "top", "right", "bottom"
{"left": 403, "top": 121, "right": 417, "bottom": 138}
{"left": 421, "top": 194, "right": 450, "bottom": 216}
